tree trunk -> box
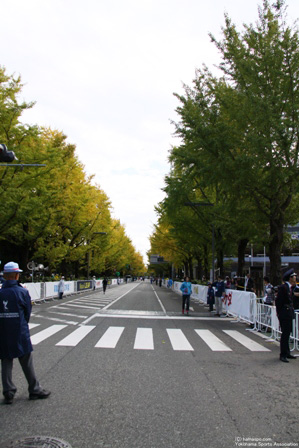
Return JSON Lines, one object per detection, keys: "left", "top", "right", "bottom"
{"left": 216, "top": 228, "right": 224, "bottom": 277}
{"left": 237, "top": 238, "right": 249, "bottom": 277}
{"left": 184, "top": 261, "right": 188, "bottom": 278}
{"left": 216, "top": 248, "right": 224, "bottom": 277}
{"left": 196, "top": 255, "right": 202, "bottom": 280}
{"left": 269, "top": 216, "right": 284, "bottom": 286}
{"left": 188, "top": 257, "right": 193, "bottom": 280}
{"left": 203, "top": 244, "right": 209, "bottom": 280}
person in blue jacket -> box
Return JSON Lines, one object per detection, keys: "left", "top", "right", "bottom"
{"left": 0, "top": 261, "right": 51, "bottom": 404}
{"left": 180, "top": 276, "right": 192, "bottom": 315}
{"left": 212, "top": 275, "right": 226, "bottom": 316}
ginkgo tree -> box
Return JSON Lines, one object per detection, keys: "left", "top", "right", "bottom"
{"left": 0, "top": 66, "right": 145, "bottom": 278}
{"left": 153, "top": 0, "right": 299, "bottom": 284}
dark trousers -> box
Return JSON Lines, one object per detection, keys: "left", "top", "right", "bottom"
{"left": 182, "top": 295, "right": 190, "bottom": 311}
{"left": 1, "top": 353, "right": 41, "bottom": 396}
{"left": 279, "top": 318, "right": 293, "bottom": 357}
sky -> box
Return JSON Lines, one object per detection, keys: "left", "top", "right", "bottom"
{"left": 1, "top": 0, "right": 299, "bottom": 264}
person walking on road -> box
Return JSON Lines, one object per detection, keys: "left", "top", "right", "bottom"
{"left": 276, "top": 268, "right": 297, "bottom": 363}
{"left": 0, "top": 262, "right": 51, "bottom": 404}
{"left": 58, "top": 276, "right": 65, "bottom": 300}
{"left": 213, "top": 275, "right": 226, "bottom": 316}
{"left": 180, "top": 276, "right": 192, "bottom": 315}
{"left": 103, "top": 277, "right": 108, "bottom": 294}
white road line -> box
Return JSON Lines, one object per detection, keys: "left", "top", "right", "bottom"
{"left": 151, "top": 286, "right": 167, "bottom": 314}
{"left": 56, "top": 325, "right": 96, "bottom": 346}
{"left": 72, "top": 299, "right": 107, "bottom": 304}
{"left": 195, "top": 329, "right": 232, "bottom": 351}
{"left": 31, "top": 325, "right": 67, "bottom": 345}
{"left": 223, "top": 330, "right": 271, "bottom": 352}
{"left": 166, "top": 329, "right": 194, "bottom": 351}
{"left": 29, "top": 323, "right": 40, "bottom": 330}
{"left": 82, "top": 313, "right": 231, "bottom": 322}
{"left": 81, "top": 284, "right": 141, "bottom": 326}
{"left": 134, "top": 328, "right": 154, "bottom": 350}
{"left": 50, "top": 306, "right": 75, "bottom": 311}
{"left": 95, "top": 326, "right": 125, "bottom": 348}
{"left": 49, "top": 311, "right": 88, "bottom": 318}
{"left": 102, "top": 283, "right": 140, "bottom": 310}
{"left": 61, "top": 303, "right": 102, "bottom": 310}
{"left": 31, "top": 314, "right": 78, "bottom": 325}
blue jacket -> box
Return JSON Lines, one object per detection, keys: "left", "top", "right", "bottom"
{"left": 180, "top": 281, "right": 192, "bottom": 296}
{"left": 0, "top": 280, "right": 33, "bottom": 359}
{"left": 213, "top": 280, "right": 225, "bottom": 298}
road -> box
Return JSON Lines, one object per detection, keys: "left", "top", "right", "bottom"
{"left": 1, "top": 281, "right": 298, "bottom": 448}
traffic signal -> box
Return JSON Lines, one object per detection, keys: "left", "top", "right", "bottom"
{"left": 0, "top": 144, "right": 17, "bottom": 163}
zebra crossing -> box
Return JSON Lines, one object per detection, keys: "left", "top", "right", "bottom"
{"left": 28, "top": 323, "right": 271, "bottom": 353}
{"left": 31, "top": 292, "right": 120, "bottom": 326}
{"left": 51, "top": 295, "right": 114, "bottom": 311}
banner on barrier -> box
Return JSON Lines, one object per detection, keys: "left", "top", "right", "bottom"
{"left": 223, "top": 289, "right": 257, "bottom": 323}
{"left": 95, "top": 280, "right": 103, "bottom": 288}
{"left": 77, "top": 280, "right": 93, "bottom": 292}
{"left": 45, "top": 281, "right": 75, "bottom": 299}
{"left": 173, "top": 282, "right": 256, "bottom": 323}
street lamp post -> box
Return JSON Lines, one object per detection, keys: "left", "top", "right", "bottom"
{"left": 184, "top": 202, "right": 215, "bottom": 282}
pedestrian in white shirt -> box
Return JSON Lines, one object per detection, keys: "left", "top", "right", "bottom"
{"left": 58, "top": 276, "right": 65, "bottom": 300}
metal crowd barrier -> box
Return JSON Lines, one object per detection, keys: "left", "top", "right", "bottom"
{"left": 254, "top": 301, "right": 299, "bottom": 352}
{"left": 167, "top": 281, "right": 299, "bottom": 352}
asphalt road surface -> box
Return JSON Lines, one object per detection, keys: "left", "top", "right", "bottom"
{"left": 1, "top": 281, "right": 299, "bottom": 448}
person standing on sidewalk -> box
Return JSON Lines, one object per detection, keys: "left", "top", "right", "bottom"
{"left": 58, "top": 276, "right": 65, "bottom": 300}
{"left": 180, "top": 277, "right": 192, "bottom": 315}
{"left": 0, "top": 262, "right": 51, "bottom": 404}
{"left": 207, "top": 282, "right": 215, "bottom": 312}
{"left": 276, "top": 268, "right": 297, "bottom": 363}
{"left": 213, "top": 275, "right": 226, "bottom": 316}
{"left": 245, "top": 272, "right": 255, "bottom": 292}
{"left": 263, "top": 276, "right": 274, "bottom": 305}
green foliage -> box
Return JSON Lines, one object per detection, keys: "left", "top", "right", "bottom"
{"left": 149, "top": 0, "right": 299, "bottom": 284}
{"left": 0, "top": 66, "right": 145, "bottom": 277}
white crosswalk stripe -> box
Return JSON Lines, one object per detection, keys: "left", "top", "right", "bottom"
{"left": 61, "top": 303, "right": 102, "bottom": 310}
{"left": 134, "top": 328, "right": 154, "bottom": 350}
{"left": 223, "top": 330, "right": 271, "bottom": 352}
{"left": 166, "top": 329, "right": 194, "bottom": 351}
{"left": 195, "top": 329, "right": 232, "bottom": 351}
{"left": 31, "top": 324, "right": 67, "bottom": 345}
{"left": 56, "top": 325, "right": 96, "bottom": 346}
{"left": 29, "top": 323, "right": 40, "bottom": 330}
{"left": 29, "top": 324, "right": 271, "bottom": 353}
{"left": 47, "top": 294, "right": 119, "bottom": 316}
{"left": 95, "top": 326, "right": 125, "bottom": 348}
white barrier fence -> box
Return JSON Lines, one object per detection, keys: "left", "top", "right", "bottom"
{"left": 173, "top": 282, "right": 257, "bottom": 323}
{"left": 21, "top": 278, "right": 123, "bottom": 302}
{"left": 172, "top": 281, "right": 299, "bottom": 352}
